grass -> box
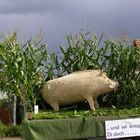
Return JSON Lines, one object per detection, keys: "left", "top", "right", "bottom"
{"left": 32, "top": 108, "right": 140, "bottom": 120}
{"left": 0, "top": 122, "right": 21, "bottom": 138}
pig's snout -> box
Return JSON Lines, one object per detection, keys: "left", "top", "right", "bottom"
{"left": 109, "top": 80, "right": 119, "bottom": 91}
{"left": 114, "top": 81, "right": 119, "bottom": 91}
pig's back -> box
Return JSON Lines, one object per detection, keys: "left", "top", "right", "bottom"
{"left": 48, "top": 70, "right": 101, "bottom": 90}
{"left": 46, "top": 70, "right": 101, "bottom": 104}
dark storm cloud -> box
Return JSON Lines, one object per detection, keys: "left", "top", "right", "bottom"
{"left": 0, "top": 0, "right": 49, "bottom": 14}
{"left": 0, "top": 0, "right": 140, "bottom": 52}
{"left": 1, "top": 0, "right": 139, "bottom": 15}
{"left": 0, "top": 0, "right": 81, "bottom": 15}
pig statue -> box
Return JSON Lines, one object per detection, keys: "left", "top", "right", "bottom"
{"left": 42, "top": 70, "right": 119, "bottom": 111}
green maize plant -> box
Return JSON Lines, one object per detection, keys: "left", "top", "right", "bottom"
{"left": 1, "top": 31, "right": 140, "bottom": 111}
{"left": 0, "top": 33, "right": 48, "bottom": 112}
{"left": 42, "top": 52, "right": 62, "bottom": 80}
{"left": 102, "top": 40, "right": 140, "bottom": 108}
{"left": 59, "top": 32, "right": 140, "bottom": 108}
{"left": 60, "top": 32, "right": 104, "bottom": 74}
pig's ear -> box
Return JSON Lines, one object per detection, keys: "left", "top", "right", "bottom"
{"left": 102, "top": 69, "right": 107, "bottom": 75}
{"left": 97, "top": 70, "right": 104, "bottom": 77}
{"left": 104, "top": 72, "right": 107, "bottom": 75}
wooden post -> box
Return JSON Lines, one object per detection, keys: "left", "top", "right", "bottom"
{"left": 133, "top": 39, "right": 140, "bottom": 74}
{"left": 13, "top": 94, "right": 17, "bottom": 126}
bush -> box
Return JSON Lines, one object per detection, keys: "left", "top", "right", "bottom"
{"left": 0, "top": 121, "right": 21, "bottom": 137}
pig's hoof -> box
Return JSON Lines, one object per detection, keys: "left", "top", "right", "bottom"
{"left": 91, "top": 107, "right": 96, "bottom": 111}
{"left": 51, "top": 103, "right": 59, "bottom": 111}
{"left": 54, "top": 108, "right": 59, "bottom": 112}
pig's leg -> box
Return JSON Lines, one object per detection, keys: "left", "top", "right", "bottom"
{"left": 50, "top": 102, "right": 59, "bottom": 111}
{"left": 94, "top": 98, "right": 99, "bottom": 108}
{"left": 86, "top": 96, "right": 95, "bottom": 111}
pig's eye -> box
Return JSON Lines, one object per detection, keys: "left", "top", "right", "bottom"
{"left": 107, "top": 79, "right": 111, "bottom": 83}
{"left": 109, "top": 85, "right": 114, "bottom": 89}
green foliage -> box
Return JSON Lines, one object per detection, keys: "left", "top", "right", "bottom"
{"left": 32, "top": 108, "right": 140, "bottom": 120}
{"left": 0, "top": 121, "right": 21, "bottom": 137}
{"left": 0, "top": 99, "right": 10, "bottom": 107}
{"left": 59, "top": 32, "right": 140, "bottom": 108}
{"left": 102, "top": 40, "right": 140, "bottom": 108}
{"left": 60, "top": 32, "right": 104, "bottom": 73}
{"left": 1, "top": 31, "right": 140, "bottom": 112}
{"left": 0, "top": 33, "right": 47, "bottom": 112}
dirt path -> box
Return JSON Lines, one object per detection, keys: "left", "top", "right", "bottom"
{"left": 0, "top": 138, "right": 21, "bottom": 140}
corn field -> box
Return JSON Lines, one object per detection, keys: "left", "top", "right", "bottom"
{"left": 0, "top": 32, "right": 140, "bottom": 111}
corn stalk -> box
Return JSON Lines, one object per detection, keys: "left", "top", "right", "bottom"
{"left": 0, "top": 33, "right": 47, "bottom": 112}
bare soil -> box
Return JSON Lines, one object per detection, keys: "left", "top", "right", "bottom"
{"left": 0, "top": 138, "right": 21, "bottom": 140}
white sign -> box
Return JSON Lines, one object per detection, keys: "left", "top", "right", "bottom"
{"left": 105, "top": 118, "right": 140, "bottom": 139}
{"left": 34, "top": 105, "right": 39, "bottom": 114}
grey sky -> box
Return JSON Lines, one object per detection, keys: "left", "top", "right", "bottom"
{"left": 0, "top": 0, "right": 140, "bottom": 52}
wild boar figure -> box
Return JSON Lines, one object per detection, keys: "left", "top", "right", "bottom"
{"left": 42, "top": 70, "right": 119, "bottom": 111}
